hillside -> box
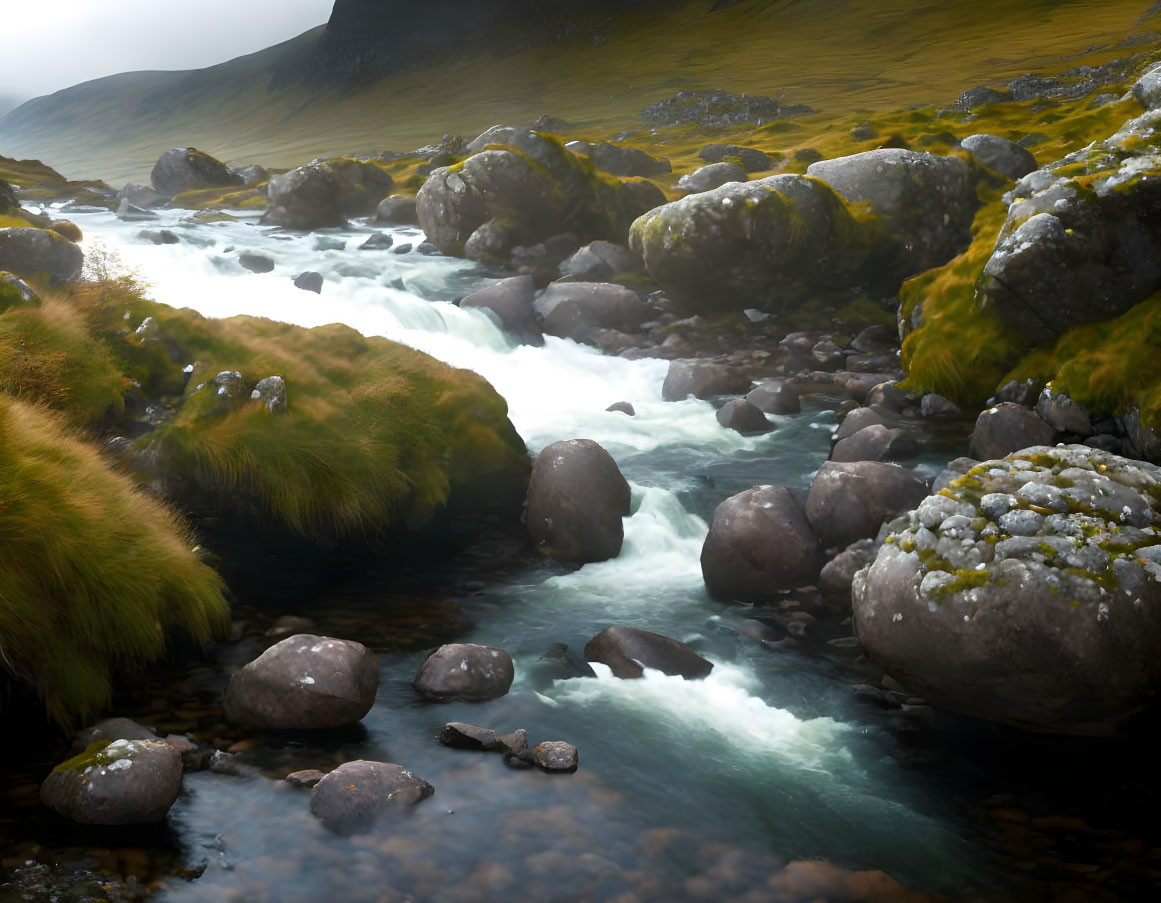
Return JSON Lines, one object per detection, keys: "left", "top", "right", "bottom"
{"left": 1, "top": 0, "right": 1158, "bottom": 185}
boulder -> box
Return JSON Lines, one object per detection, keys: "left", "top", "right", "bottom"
{"left": 285, "top": 769, "right": 325, "bottom": 788}
{"left": 460, "top": 275, "right": 543, "bottom": 345}
{"left": 293, "top": 271, "right": 324, "bottom": 293}
{"left": 818, "top": 539, "right": 875, "bottom": 602}
{"left": 116, "top": 199, "right": 157, "bottom": 221}
{"left": 119, "top": 183, "right": 168, "bottom": 209}
{"left": 239, "top": 252, "right": 274, "bottom": 273}
{"left": 439, "top": 722, "right": 503, "bottom": 750}
{"left": 251, "top": 375, "right": 288, "bottom": 414}
{"left": 1035, "top": 387, "right": 1092, "bottom": 436}
{"left": 533, "top": 281, "right": 650, "bottom": 346}
{"left": 233, "top": 164, "right": 268, "bottom": 185}
{"left": 139, "top": 229, "right": 180, "bottom": 245}
{"left": 960, "top": 134, "right": 1038, "bottom": 181}
{"left": 510, "top": 232, "right": 581, "bottom": 283}
{"left": 77, "top": 718, "right": 158, "bottom": 747}
{"left": 418, "top": 127, "right": 665, "bottom": 259}
{"left": 310, "top": 761, "right": 433, "bottom": 834}
{"left": 834, "top": 406, "right": 905, "bottom": 442}
{"left": 662, "top": 360, "right": 750, "bottom": 401}
{"left": 413, "top": 643, "right": 515, "bottom": 701}
{"left": 715, "top": 399, "right": 773, "bottom": 435}
{"left": 805, "top": 460, "right": 929, "bottom": 550}
{"left": 376, "top": 194, "right": 420, "bottom": 225}
{"left": 359, "top": 232, "right": 394, "bottom": 250}
{"left": 830, "top": 424, "right": 919, "bottom": 463}
{"left": 531, "top": 741, "right": 579, "bottom": 773}
{"left": 746, "top": 380, "right": 801, "bottom": 414}
{"left": 1132, "top": 64, "right": 1161, "bottom": 111}
{"left": 584, "top": 626, "right": 713, "bottom": 679}
{"left": 40, "top": 740, "right": 182, "bottom": 825}
{"left": 701, "top": 485, "right": 824, "bottom": 599}
{"left": 852, "top": 446, "right": 1161, "bottom": 735}
{"left": 265, "top": 158, "right": 394, "bottom": 229}
{"left": 920, "top": 393, "right": 962, "bottom": 419}
{"left": 629, "top": 174, "right": 879, "bottom": 310}
{"left": 151, "top": 147, "right": 242, "bottom": 198}
{"left": 0, "top": 227, "right": 83, "bottom": 282}
{"left": 806, "top": 149, "right": 980, "bottom": 279}
{"left": 675, "top": 162, "right": 747, "bottom": 194}
{"left": 981, "top": 109, "right": 1161, "bottom": 342}
{"left": 698, "top": 144, "right": 774, "bottom": 172}
{"left": 526, "top": 439, "right": 631, "bottom": 563}
{"left": 49, "top": 221, "right": 82, "bottom": 243}
{"left": 223, "top": 634, "right": 379, "bottom": 729}
{"left": 606, "top": 401, "right": 635, "bottom": 416}
{"left": 969, "top": 403, "right": 1056, "bottom": 460}
{"left": 559, "top": 241, "right": 644, "bottom": 281}
{"left": 565, "top": 141, "right": 671, "bottom": 177}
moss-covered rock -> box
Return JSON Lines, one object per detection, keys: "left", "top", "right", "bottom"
{"left": 0, "top": 227, "right": 83, "bottom": 283}
{"left": 0, "top": 396, "right": 228, "bottom": 726}
{"left": 265, "top": 156, "right": 394, "bottom": 229}
{"left": 416, "top": 127, "right": 665, "bottom": 259}
{"left": 151, "top": 147, "right": 242, "bottom": 199}
{"left": 853, "top": 445, "right": 1161, "bottom": 735}
{"left": 628, "top": 174, "right": 879, "bottom": 310}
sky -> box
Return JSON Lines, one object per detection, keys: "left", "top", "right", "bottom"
{"left": 0, "top": 0, "right": 334, "bottom": 106}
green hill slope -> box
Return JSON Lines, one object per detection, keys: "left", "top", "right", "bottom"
{"left": 0, "top": 0, "right": 1157, "bottom": 185}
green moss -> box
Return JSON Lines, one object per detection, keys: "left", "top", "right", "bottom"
{"left": 0, "top": 397, "right": 227, "bottom": 726}
{"left": 54, "top": 740, "right": 113, "bottom": 773}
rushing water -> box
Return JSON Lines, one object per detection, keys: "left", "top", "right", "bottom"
{"left": 21, "top": 204, "right": 1020, "bottom": 901}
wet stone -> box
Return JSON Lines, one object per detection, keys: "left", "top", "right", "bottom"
{"left": 532, "top": 742, "right": 579, "bottom": 773}
{"left": 285, "top": 769, "right": 326, "bottom": 788}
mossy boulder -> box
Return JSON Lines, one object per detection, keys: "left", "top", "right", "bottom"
{"left": 0, "top": 397, "right": 227, "bottom": 725}
{"left": 265, "top": 157, "right": 394, "bottom": 229}
{"left": 1, "top": 178, "right": 18, "bottom": 212}
{"left": 416, "top": 127, "right": 665, "bottom": 260}
{"left": 981, "top": 109, "right": 1161, "bottom": 344}
{"left": 0, "top": 227, "right": 83, "bottom": 282}
{"left": 807, "top": 149, "right": 980, "bottom": 282}
{"left": 852, "top": 445, "right": 1161, "bottom": 735}
{"left": 564, "top": 140, "right": 671, "bottom": 177}
{"left": 40, "top": 739, "right": 183, "bottom": 825}
{"left": 629, "top": 174, "right": 878, "bottom": 310}
{"left": 151, "top": 147, "right": 242, "bottom": 199}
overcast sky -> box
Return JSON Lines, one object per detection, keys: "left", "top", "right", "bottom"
{"left": 1, "top": 0, "right": 334, "bottom": 104}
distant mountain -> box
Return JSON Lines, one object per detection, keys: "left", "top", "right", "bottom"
{"left": 0, "top": 96, "right": 23, "bottom": 118}
{"left": 0, "top": 0, "right": 1154, "bottom": 186}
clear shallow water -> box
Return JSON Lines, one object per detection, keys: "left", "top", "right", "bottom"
{"left": 45, "top": 205, "right": 1003, "bottom": 900}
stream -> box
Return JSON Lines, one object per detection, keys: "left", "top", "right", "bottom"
{"left": 8, "top": 203, "right": 1146, "bottom": 902}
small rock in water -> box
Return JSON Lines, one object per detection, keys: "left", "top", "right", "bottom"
{"left": 416, "top": 241, "right": 440, "bottom": 255}
{"left": 746, "top": 380, "right": 800, "bottom": 415}
{"left": 359, "top": 232, "right": 394, "bottom": 250}
{"left": 606, "top": 401, "right": 635, "bottom": 416}
{"left": 310, "top": 760, "right": 433, "bottom": 834}
{"left": 716, "top": 399, "right": 773, "bottom": 435}
{"left": 285, "top": 769, "right": 326, "bottom": 788}
{"left": 293, "top": 271, "right": 323, "bottom": 293}
{"left": 438, "top": 722, "right": 502, "bottom": 750}
{"left": 413, "top": 643, "right": 515, "bottom": 701}
{"left": 239, "top": 252, "right": 275, "bottom": 273}
{"left": 584, "top": 626, "right": 713, "bottom": 680}
{"left": 392, "top": 242, "right": 412, "bottom": 254}
{"left": 138, "top": 229, "right": 180, "bottom": 245}
{"left": 532, "top": 741, "right": 579, "bottom": 773}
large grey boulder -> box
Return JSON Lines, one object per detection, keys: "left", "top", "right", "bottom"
{"left": 715, "top": 399, "right": 773, "bottom": 435}
{"left": 118, "top": 183, "right": 168, "bottom": 209}
{"left": 852, "top": 446, "right": 1161, "bottom": 735}
{"left": 981, "top": 109, "right": 1161, "bottom": 343}
{"left": 413, "top": 643, "right": 515, "bottom": 701}
{"left": 533, "top": 281, "right": 650, "bottom": 345}
{"left": 807, "top": 149, "right": 979, "bottom": 279}
{"left": 559, "top": 241, "right": 643, "bottom": 281}
{"left": 223, "top": 634, "right": 379, "bottom": 729}
{"left": 151, "top": 147, "right": 242, "bottom": 198}
{"left": 40, "top": 740, "right": 182, "bottom": 825}
{"left": 960, "top": 134, "right": 1038, "bottom": 181}
{"left": 418, "top": 128, "right": 665, "bottom": 259}
{"left": 746, "top": 380, "right": 800, "bottom": 414}
{"left": 699, "top": 144, "right": 774, "bottom": 172}
{"left": 1132, "top": 64, "right": 1161, "bottom": 111}
{"left": 662, "top": 360, "right": 750, "bottom": 401}
{"left": 805, "top": 460, "right": 929, "bottom": 550}
{"left": 584, "top": 626, "right": 713, "bottom": 679}
{"left": 701, "top": 485, "right": 824, "bottom": 600}
{"left": 460, "top": 275, "right": 543, "bottom": 345}
{"left": 969, "top": 403, "right": 1055, "bottom": 461}
{"left": 565, "top": 140, "right": 671, "bottom": 177}
{"left": 629, "top": 175, "right": 877, "bottom": 309}
{"left": 675, "top": 162, "right": 747, "bottom": 194}
{"left": 310, "top": 761, "right": 433, "bottom": 834}
{"left": 265, "top": 158, "right": 394, "bottom": 229}
{"left": 526, "top": 439, "right": 631, "bottom": 563}
{"left": 0, "top": 228, "right": 83, "bottom": 282}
